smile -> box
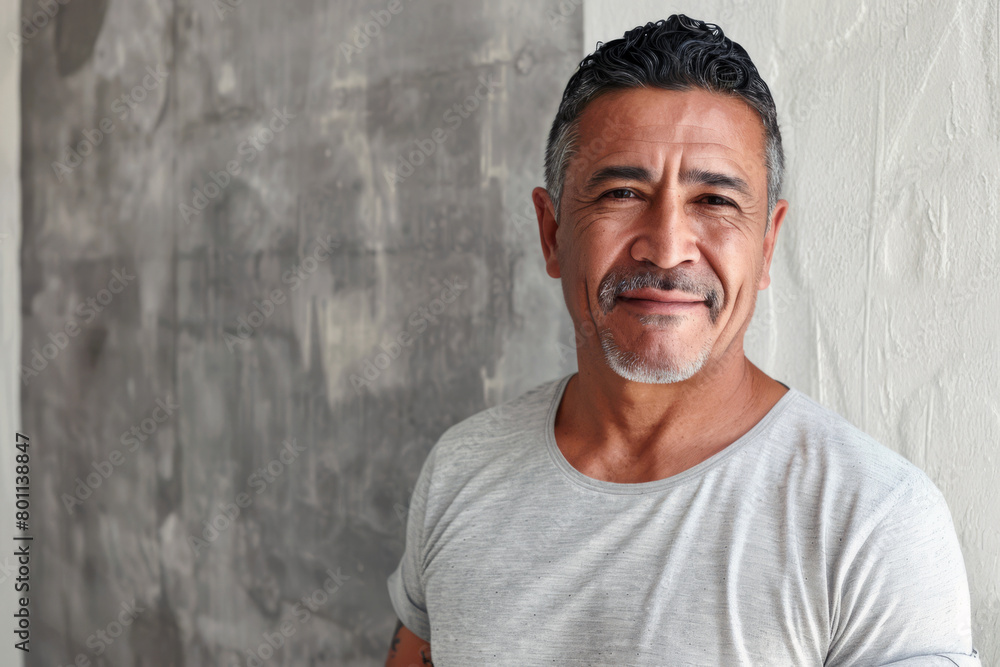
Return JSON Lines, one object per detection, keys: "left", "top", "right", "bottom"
{"left": 616, "top": 288, "right": 707, "bottom": 314}
{"left": 617, "top": 297, "right": 707, "bottom": 315}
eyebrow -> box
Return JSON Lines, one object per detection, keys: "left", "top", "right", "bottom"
{"left": 680, "top": 168, "right": 752, "bottom": 198}
{"left": 582, "top": 164, "right": 752, "bottom": 198}
{"left": 583, "top": 165, "right": 654, "bottom": 192}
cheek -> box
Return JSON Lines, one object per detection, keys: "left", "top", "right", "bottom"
{"left": 577, "top": 221, "right": 621, "bottom": 253}
{"left": 721, "top": 256, "right": 764, "bottom": 308}
{"left": 568, "top": 226, "right": 617, "bottom": 271}
{"left": 564, "top": 245, "right": 615, "bottom": 311}
{"left": 698, "top": 233, "right": 761, "bottom": 303}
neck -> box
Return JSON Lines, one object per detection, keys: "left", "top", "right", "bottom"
{"left": 557, "top": 344, "right": 787, "bottom": 480}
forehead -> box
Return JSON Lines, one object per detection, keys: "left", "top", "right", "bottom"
{"left": 572, "top": 87, "right": 767, "bottom": 183}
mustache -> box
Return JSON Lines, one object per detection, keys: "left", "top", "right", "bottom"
{"left": 597, "top": 267, "right": 723, "bottom": 317}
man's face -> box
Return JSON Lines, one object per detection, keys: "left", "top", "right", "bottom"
{"left": 534, "top": 87, "right": 787, "bottom": 385}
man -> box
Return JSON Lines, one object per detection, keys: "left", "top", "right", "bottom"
{"left": 385, "top": 15, "right": 981, "bottom": 666}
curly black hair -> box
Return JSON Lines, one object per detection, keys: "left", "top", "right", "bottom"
{"left": 543, "top": 15, "right": 783, "bottom": 224}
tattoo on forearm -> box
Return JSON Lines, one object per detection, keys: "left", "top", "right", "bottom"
{"left": 387, "top": 619, "right": 433, "bottom": 666}
{"left": 389, "top": 619, "right": 403, "bottom": 657}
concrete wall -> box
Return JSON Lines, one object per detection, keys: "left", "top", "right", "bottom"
{"left": 1, "top": 0, "right": 22, "bottom": 665}
{"left": 584, "top": 0, "right": 999, "bottom": 660}
{"left": 18, "top": 0, "right": 996, "bottom": 663}
{"left": 20, "top": 0, "right": 580, "bottom": 664}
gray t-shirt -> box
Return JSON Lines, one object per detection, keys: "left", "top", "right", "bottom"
{"left": 387, "top": 373, "right": 981, "bottom": 666}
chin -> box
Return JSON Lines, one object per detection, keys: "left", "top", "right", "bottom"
{"left": 598, "top": 327, "right": 712, "bottom": 384}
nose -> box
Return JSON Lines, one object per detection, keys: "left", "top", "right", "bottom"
{"left": 629, "top": 193, "right": 700, "bottom": 269}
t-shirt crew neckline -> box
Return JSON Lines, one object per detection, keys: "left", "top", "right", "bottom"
{"left": 543, "top": 372, "right": 801, "bottom": 495}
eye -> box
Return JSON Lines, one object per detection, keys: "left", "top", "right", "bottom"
{"left": 699, "top": 194, "right": 737, "bottom": 208}
{"left": 602, "top": 188, "right": 637, "bottom": 200}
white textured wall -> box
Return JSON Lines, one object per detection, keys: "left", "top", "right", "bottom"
{"left": 585, "top": 0, "right": 998, "bottom": 660}
{"left": 0, "top": 0, "right": 21, "bottom": 664}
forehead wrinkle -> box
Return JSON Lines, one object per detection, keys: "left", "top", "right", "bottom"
{"left": 571, "top": 118, "right": 766, "bottom": 196}
{"left": 578, "top": 105, "right": 765, "bottom": 158}
{"left": 575, "top": 130, "right": 750, "bottom": 162}
{"left": 580, "top": 118, "right": 742, "bottom": 140}
{"left": 616, "top": 121, "right": 740, "bottom": 136}
{"left": 575, "top": 151, "right": 756, "bottom": 192}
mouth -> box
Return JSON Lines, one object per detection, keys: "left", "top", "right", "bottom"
{"left": 618, "top": 288, "right": 706, "bottom": 304}
{"left": 616, "top": 288, "right": 707, "bottom": 314}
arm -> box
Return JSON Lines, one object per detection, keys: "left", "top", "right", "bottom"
{"left": 386, "top": 446, "right": 438, "bottom": 664}
{"left": 385, "top": 618, "right": 433, "bottom": 667}
{"left": 825, "top": 476, "right": 981, "bottom": 666}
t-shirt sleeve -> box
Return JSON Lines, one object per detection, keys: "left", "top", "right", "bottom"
{"left": 825, "top": 473, "right": 981, "bottom": 666}
{"left": 386, "top": 446, "right": 436, "bottom": 643}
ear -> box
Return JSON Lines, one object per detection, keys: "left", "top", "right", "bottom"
{"left": 757, "top": 199, "right": 788, "bottom": 290}
{"left": 533, "top": 186, "right": 561, "bottom": 279}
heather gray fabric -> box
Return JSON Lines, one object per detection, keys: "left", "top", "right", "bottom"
{"left": 387, "top": 373, "right": 981, "bottom": 666}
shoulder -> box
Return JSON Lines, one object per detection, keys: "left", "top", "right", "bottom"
{"left": 420, "top": 373, "right": 568, "bottom": 481}
{"left": 771, "top": 388, "right": 945, "bottom": 526}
